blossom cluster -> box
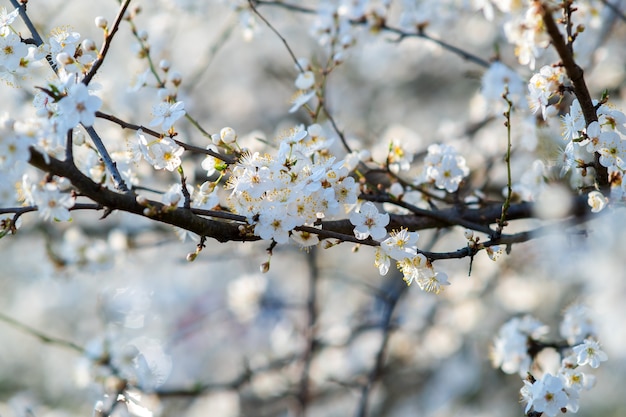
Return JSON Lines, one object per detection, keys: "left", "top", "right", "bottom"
{"left": 561, "top": 100, "right": 626, "bottom": 200}
{"left": 502, "top": 1, "right": 550, "bottom": 70}
{"left": 349, "top": 202, "right": 450, "bottom": 292}
{"left": 226, "top": 124, "right": 359, "bottom": 244}
{"left": 492, "top": 305, "right": 607, "bottom": 417}
{"left": 493, "top": 44, "right": 626, "bottom": 213}
{"left": 416, "top": 143, "right": 470, "bottom": 193}
{"left": 0, "top": 10, "right": 113, "bottom": 223}
{"left": 527, "top": 65, "right": 565, "bottom": 120}
{"left": 0, "top": 8, "right": 29, "bottom": 75}
{"left": 22, "top": 176, "right": 76, "bottom": 222}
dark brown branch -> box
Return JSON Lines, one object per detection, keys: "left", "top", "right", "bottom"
{"left": 540, "top": 2, "right": 609, "bottom": 186}
{"left": 28, "top": 148, "right": 252, "bottom": 243}
{"left": 26, "top": 146, "right": 593, "bottom": 257}
{"left": 97, "top": 110, "right": 162, "bottom": 137}
{"left": 540, "top": 4, "right": 595, "bottom": 124}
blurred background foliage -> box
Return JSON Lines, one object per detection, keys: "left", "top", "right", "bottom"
{"left": 1, "top": 0, "right": 625, "bottom": 416}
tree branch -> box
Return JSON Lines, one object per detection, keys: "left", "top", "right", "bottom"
{"left": 540, "top": 2, "right": 609, "bottom": 186}
{"left": 27, "top": 148, "right": 251, "bottom": 243}
{"left": 27, "top": 143, "right": 594, "bottom": 253}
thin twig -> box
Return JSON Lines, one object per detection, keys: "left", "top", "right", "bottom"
{"left": 497, "top": 88, "right": 514, "bottom": 237}
{"left": 248, "top": 0, "right": 304, "bottom": 72}
{"left": 96, "top": 110, "right": 161, "bottom": 137}
{"left": 178, "top": 165, "right": 192, "bottom": 209}
{"left": 83, "top": 0, "right": 132, "bottom": 85}
{"left": 321, "top": 102, "right": 353, "bottom": 154}
{"left": 190, "top": 208, "right": 248, "bottom": 222}
{"left": 0, "top": 312, "right": 85, "bottom": 354}
{"left": 95, "top": 111, "right": 236, "bottom": 164}
{"left": 385, "top": 25, "right": 491, "bottom": 68}
{"left": 0, "top": 203, "right": 103, "bottom": 217}
{"left": 254, "top": 0, "right": 316, "bottom": 14}
{"left": 252, "top": 0, "right": 491, "bottom": 68}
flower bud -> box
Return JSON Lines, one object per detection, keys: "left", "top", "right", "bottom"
{"left": 56, "top": 52, "right": 73, "bottom": 66}
{"left": 169, "top": 71, "right": 182, "bottom": 87}
{"left": 220, "top": 127, "right": 237, "bottom": 144}
{"left": 95, "top": 16, "right": 108, "bottom": 29}
{"left": 295, "top": 71, "right": 315, "bottom": 90}
{"left": 81, "top": 39, "right": 97, "bottom": 52}
{"left": 159, "top": 59, "right": 171, "bottom": 72}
